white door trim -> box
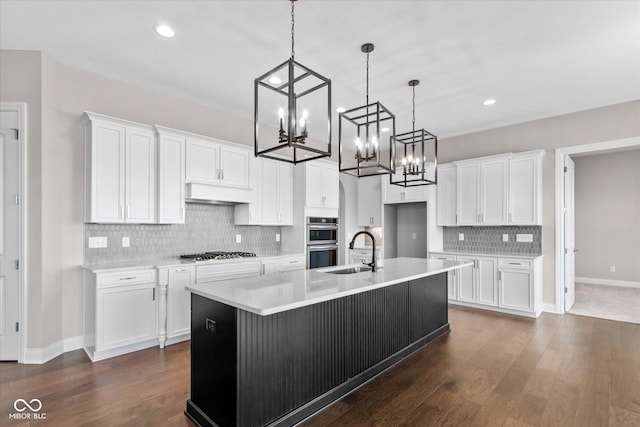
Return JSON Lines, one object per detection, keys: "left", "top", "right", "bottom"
{"left": 0, "top": 102, "right": 27, "bottom": 362}
{"left": 554, "top": 136, "right": 640, "bottom": 314}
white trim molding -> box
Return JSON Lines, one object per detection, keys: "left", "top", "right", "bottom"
{"left": 575, "top": 277, "right": 640, "bottom": 290}
{"left": 555, "top": 136, "right": 640, "bottom": 315}
{"left": 0, "top": 102, "right": 28, "bottom": 363}
{"left": 22, "top": 335, "right": 85, "bottom": 364}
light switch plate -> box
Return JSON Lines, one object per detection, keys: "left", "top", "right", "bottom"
{"left": 502, "top": 234, "right": 509, "bottom": 242}
{"left": 122, "top": 237, "right": 130, "bottom": 247}
{"left": 412, "top": 233, "right": 417, "bottom": 240}
{"left": 276, "top": 233, "right": 280, "bottom": 242}
{"left": 458, "top": 233, "right": 464, "bottom": 241}
{"left": 516, "top": 234, "right": 533, "bottom": 242}
{"left": 236, "top": 234, "right": 242, "bottom": 243}
{"left": 88, "top": 236, "right": 107, "bottom": 248}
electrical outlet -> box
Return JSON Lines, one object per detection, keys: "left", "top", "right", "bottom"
{"left": 276, "top": 233, "right": 280, "bottom": 242}
{"left": 458, "top": 233, "right": 464, "bottom": 241}
{"left": 502, "top": 234, "right": 509, "bottom": 242}
{"left": 88, "top": 236, "right": 107, "bottom": 248}
{"left": 122, "top": 237, "right": 130, "bottom": 247}
{"left": 236, "top": 234, "right": 242, "bottom": 243}
{"left": 412, "top": 232, "right": 417, "bottom": 240}
{"left": 516, "top": 234, "right": 533, "bottom": 242}
{"left": 610, "top": 266, "right": 616, "bottom": 272}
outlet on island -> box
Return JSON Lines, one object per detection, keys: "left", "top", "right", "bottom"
{"left": 236, "top": 234, "right": 242, "bottom": 243}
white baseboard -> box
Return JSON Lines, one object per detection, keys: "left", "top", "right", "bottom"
{"left": 22, "top": 335, "right": 85, "bottom": 364}
{"left": 543, "top": 302, "right": 563, "bottom": 314}
{"left": 575, "top": 277, "right": 640, "bottom": 289}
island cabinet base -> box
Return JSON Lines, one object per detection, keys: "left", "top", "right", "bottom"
{"left": 186, "top": 273, "right": 448, "bottom": 427}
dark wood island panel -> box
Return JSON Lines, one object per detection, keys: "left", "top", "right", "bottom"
{"left": 186, "top": 273, "right": 448, "bottom": 427}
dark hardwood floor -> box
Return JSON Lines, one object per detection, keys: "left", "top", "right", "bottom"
{"left": 1, "top": 306, "right": 639, "bottom": 426}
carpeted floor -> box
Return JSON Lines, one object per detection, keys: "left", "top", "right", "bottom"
{"left": 568, "top": 282, "right": 640, "bottom": 324}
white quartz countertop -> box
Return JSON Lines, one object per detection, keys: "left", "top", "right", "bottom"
{"left": 186, "top": 257, "right": 473, "bottom": 316}
{"left": 430, "top": 251, "right": 543, "bottom": 259}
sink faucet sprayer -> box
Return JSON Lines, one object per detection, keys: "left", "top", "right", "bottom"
{"left": 348, "top": 231, "right": 377, "bottom": 272}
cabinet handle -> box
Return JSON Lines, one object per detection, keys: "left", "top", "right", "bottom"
{"left": 152, "top": 288, "right": 156, "bottom": 300}
{"left": 509, "top": 212, "right": 512, "bottom": 223}
{"left": 498, "top": 271, "right": 502, "bottom": 281}
{"left": 119, "top": 277, "right": 136, "bottom": 280}
{"left": 508, "top": 262, "right": 522, "bottom": 265}
{"left": 221, "top": 169, "right": 224, "bottom": 180}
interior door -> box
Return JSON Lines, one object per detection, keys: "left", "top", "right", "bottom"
{"left": 564, "top": 155, "right": 576, "bottom": 311}
{"left": 0, "top": 111, "right": 20, "bottom": 360}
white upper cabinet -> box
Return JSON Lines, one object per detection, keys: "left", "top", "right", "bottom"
{"left": 509, "top": 150, "right": 544, "bottom": 225}
{"left": 305, "top": 160, "right": 339, "bottom": 209}
{"left": 84, "top": 112, "right": 156, "bottom": 224}
{"left": 436, "top": 163, "right": 457, "bottom": 226}
{"left": 156, "top": 128, "right": 185, "bottom": 224}
{"left": 382, "top": 175, "right": 427, "bottom": 204}
{"left": 357, "top": 176, "right": 382, "bottom": 227}
{"left": 185, "top": 137, "right": 250, "bottom": 188}
{"left": 456, "top": 156, "right": 508, "bottom": 226}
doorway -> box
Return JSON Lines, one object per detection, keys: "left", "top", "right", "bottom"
{"left": 555, "top": 136, "right": 640, "bottom": 315}
{"left": 0, "top": 102, "right": 26, "bottom": 361}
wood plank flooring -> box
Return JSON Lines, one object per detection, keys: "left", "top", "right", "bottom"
{"left": 1, "top": 306, "right": 639, "bottom": 426}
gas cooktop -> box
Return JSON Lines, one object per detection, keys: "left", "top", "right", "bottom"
{"left": 179, "top": 251, "right": 257, "bottom": 262}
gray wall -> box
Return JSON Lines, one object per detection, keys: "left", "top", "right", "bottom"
{"left": 440, "top": 100, "right": 640, "bottom": 308}
{"left": 574, "top": 149, "right": 640, "bottom": 282}
{"left": 396, "top": 203, "right": 428, "bottom": 258}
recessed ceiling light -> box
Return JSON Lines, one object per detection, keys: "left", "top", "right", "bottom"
{"left": 336, "top": 107, "right": 346, "bottom": 113}
{"left": 483, "top": 98, "right": 496, "bottom": 106}
{"left": 154, "top": 25, "right": 175, "bottom": 38}
{"left": 381, "top": 127, "right": 390, "bottom": 132}
{"left": 268, "top": 76, "right": 282, "bottom": 85}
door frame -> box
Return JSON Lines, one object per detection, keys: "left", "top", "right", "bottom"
{"left": 0, "top": 102, "right": 27, "bottom": 362}
{"left": 554, "top": 136, "right": 640, "bottom": 314}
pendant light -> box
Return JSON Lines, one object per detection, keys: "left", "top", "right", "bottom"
{"left": 390, "top": 79, "right": 438, "bottom": 187}
{"left": 339, "top": 43, "right": 395, "bottom": 177}
{"left": 254, "top": 0, "right": 331, "bottom": 164}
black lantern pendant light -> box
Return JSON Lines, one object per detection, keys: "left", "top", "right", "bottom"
{"left": 254, "top": 0, "right": 331, "bottom": 164}
{"left": 339, "top": 43, "right": 395, "bottom": 177}
{"left": 390, "top": 79, "right": 438, "bottom": 187}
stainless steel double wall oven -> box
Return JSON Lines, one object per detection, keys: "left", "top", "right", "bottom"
{"left": 306, "top": 217, "right": 339, "bottom": 269}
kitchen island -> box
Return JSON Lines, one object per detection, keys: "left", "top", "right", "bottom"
{"left": 185, "top": 257, "right": 472, "bottom": 427}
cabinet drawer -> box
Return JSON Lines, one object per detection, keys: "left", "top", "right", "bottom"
{"left": 278, "top": 256, "right": 306, "bottom": 272}
{"left": 97, "top": 269, "right": 157, "bottom": 288}
{"left": 430, "top": 254, "right": 456, "bottom": 261}
{"left": 197, "top": 261, "right": 261, "bottom": 283}
{"left": 499, "top": 258, "right": 532, "bottom": 269}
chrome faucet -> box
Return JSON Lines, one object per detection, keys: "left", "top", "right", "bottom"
{"left": 349, "top": 231, "right": 377, "bottom": 272}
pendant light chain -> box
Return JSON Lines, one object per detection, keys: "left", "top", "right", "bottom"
{"left": 290, "top": 0, "right": 295, "bottom": 59}
{"left": 412, "top": 85, "right": 416, "bottom": 134}
{"left": 365, "top": 51, "right": 370, "bottom": 106}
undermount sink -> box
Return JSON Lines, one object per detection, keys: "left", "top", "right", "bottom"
{"left": 323, "top": 266, "right": 372, "bottom": 275}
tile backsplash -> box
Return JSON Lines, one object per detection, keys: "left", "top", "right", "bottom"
{"left": 443, "top": 226, "right": 542, "bottom": 256}
{"left": 84, "top": 203, "right": 282, "bottom": 265}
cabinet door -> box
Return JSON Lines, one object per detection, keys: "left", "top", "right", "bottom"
{"left": 322, "top": 163, "right": 339, "bottom": 208}
{"left": 436, "top": 164, "right": 457, "bottom": 226}
{"left": 480, "top": 159, "right": 508, "bottom": 225}
{"left": 456, "top": 256, "right": 476, "bottom": 302}
{"left": 157, "top": 134, "right": 185, "bottom": 224}
{"left": 383, "top": 176, "right": 404, "bottom": 203}
{"left": 261, "top": 159, "right": 279, "bottom": 224}
{"left": 509, "top": 155, "right": 541, "bottom": 225}
{"left": 186, "top": 138, "right": 218, "bottom": 184}
{"left": 477, "top": 257, "right": 498, "bottom": 306}
{"left": 89, "top": 121, "right": 126, "bottom": 223}
{"left": 167, "top": 267, "right": 194, "bottom": 338}
{"left": 357, "top": 176, "right": 382, "bottom": 226}
{"left": 277, "top": 163, "right": 294, "bottom": 225}
{"left": 499, "top": 269, "right": 534, "bottom": 311}
{"left": 96, "top": 283, "right": 157, "bottom": 351}
{"left": 125, "top": 127, "right": 156, "bottom": 223}
{"left": 457, "top": 163, "right": 480, "bottom": 225}
{"left": 219, "top": 144, "right": 250, "bottom": 188}
{"left": 262, "top": 261, "right": 278, "bottom": 275}
{"left": 305, "top": 162, "right": 324, "bottom": 207}
{"left": 430, "top": 254, "right": 457, "bottom": 299}
{"left": 278, "top": 255, "right": 306, "bottom": 272}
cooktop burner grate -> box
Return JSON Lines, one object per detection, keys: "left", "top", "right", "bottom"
{"left": 179, "top": 251, "right": 257, "bottom": 262}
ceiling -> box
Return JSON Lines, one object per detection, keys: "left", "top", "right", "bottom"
{"left": 1, "top": 0, "right": 639, "bottom": 138}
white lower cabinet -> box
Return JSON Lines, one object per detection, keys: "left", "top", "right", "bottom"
{"left": 261, "top": 255, "right": 306, "bottom": 274}
{"left": 157, "top": 265, "right": 195, "bottom": 347}
{"left": 432, "top": 253, "right": 541, "bottom": 317}
{"left": 498, "top": 257, "right": 541, "bottom": 313}
{"left": 84, "top": 269, "right": 158, "bottom": 362}
{"left": 429, "top": 253, "right": 458, "bottom": 299}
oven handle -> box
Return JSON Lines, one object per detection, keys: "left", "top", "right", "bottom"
{"left": 308, "top": 224, "right": 339, "bottom": 230}
{"left": 307, "top": 245, "right": 339, "bottom": 251}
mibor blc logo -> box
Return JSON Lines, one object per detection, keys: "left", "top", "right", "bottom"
{"left": 9, "top": 398, "right": 46, "bottom": 420}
